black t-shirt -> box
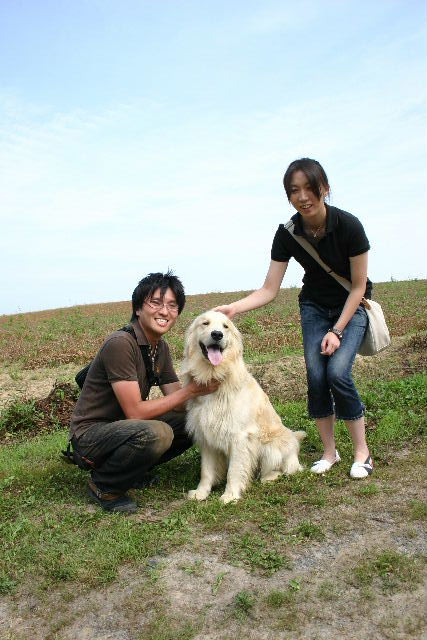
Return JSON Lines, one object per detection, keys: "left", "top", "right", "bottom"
{"left": 271, "top": 204, "right": 372, "bottom": 308}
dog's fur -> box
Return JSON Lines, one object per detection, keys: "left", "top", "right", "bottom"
{"left": 182, "top": 310, "right": 305, "bottom": 503}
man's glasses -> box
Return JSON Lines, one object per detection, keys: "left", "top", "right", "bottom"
{"left": 145, "top": 298, "right": 179, "bottom": 313}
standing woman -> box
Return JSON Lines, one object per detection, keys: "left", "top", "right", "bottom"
{"left": 216, "top": 157, "right": 373, "bottom": 479}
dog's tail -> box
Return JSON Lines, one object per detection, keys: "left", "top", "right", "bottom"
{"left": 294, "top": 430, "right": 306, "bottom": 441}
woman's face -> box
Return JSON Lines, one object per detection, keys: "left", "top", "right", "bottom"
{"left": 288, "top": 170, "right": 328, "bottom": 221}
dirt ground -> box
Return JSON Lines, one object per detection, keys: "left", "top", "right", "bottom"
{"left": 0, "top": 446, "right": 425, "bottom": 640}
{"left": 0, "top": 364, "right": 78, "bottom": 409}
{"left": 0, "top": 335, "right": 425, "bottom": 640}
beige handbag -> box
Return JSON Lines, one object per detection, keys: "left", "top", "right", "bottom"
{"left": 285, "top": 220, "right": 391, "bottom": 356}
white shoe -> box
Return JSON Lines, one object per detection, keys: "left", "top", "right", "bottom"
{"left": 310, "top": 450, "right": 341, "bottom": 474}
{"left": 350, "top": 456, "right": 374, "bottom": 479}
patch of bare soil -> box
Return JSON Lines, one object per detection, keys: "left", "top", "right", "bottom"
{"left": 0, "top": 364, "right": 77, "bottom": 409}
{"left": 1, "top": 448, "right": 425, "bottom": 640}
{"left": 0, "top": 382, "right": 78, "bottom": 443}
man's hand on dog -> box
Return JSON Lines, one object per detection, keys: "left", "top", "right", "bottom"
{"left": 186, "top": 379, "right": 220, "bottom": 397}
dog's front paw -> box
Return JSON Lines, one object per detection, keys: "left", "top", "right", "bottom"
{"left": 219, "top": 491, "right": 240, "bottom": 504}
{"left": 187, "top": 488, "right": 210, "bottom": 501}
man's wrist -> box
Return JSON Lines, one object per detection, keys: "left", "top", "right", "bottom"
{"left": 182, "top": 381, "right": 196, "bottom": 400}
{"left": 328, "top": 327, "right": 343, "bottom": 340}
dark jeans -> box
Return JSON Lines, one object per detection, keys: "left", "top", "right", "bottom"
{"left": 72, "top": 411, "right": 192, "bottom": 493}
{"left": 299, "top": 300, "right": 368, "bottom": 421}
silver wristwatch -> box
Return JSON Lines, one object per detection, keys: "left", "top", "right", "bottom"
{"left": 329, "top": 327, "right": 343, "bottom": 340}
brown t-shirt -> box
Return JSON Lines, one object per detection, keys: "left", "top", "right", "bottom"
{"left": 69, "top": 319, "right": 178, "bottom": 439}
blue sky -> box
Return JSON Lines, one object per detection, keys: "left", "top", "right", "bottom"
{"left": 0, "top": 0, "right": 425, "bottom": 315}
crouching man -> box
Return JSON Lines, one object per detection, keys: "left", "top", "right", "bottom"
{"left": 69, "top": 271, "right": 218, "bottom": 513}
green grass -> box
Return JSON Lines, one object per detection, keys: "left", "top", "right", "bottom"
{"left": 0, "top": 372, "right": 424, "bottom": 594}
{"left": 356, "top": 482, "right": 380, "bottom": 497}
{"left": 274, "top": 373, "right": 426, "bottom": 460}
{"left": 0, "top": 432, "right": 186, "bottom": 592}
{"left": 138, "top": 616, "right": 200, "bottom": 640}
{"left": 288, "top": 520, "right": 325, "bottom": 543}
{"left": 0, "top": 399, "right": 43, "bottom": 436}
{"left": 349, "top": 549, "right": 426, "bottom": 594}
{"left": 408, "top": 499, "right": 427, "bottom": 521}
{"left": 316, "top": 580, "right": 340, "bottom": 601}
{"left": 0, "top": 382, "right": 78, "bottom": 440}
{"left": 265, "top": 589, "right": 290, "bottom": 608}
{"left": 233, "top": 590, "right": 256, "bottom": 618}
{"left": 229, "top": 532, "right": 291, "bottom": 574}
{"left": 239, "top": 314, "right": 263, "bottom": 336}
{"left": 265, "top": 582, "right": 304, "bottom": 613}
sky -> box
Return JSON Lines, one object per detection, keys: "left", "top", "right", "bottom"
{"left": 0, "top": 0, "right": 425, "bottom": 315}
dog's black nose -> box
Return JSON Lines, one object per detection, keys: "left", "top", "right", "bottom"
{"left": 211, "top": 330, "right": 223, "bottom": 342}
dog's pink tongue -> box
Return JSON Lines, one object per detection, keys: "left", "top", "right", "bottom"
{"left": 207, "top": 347, "right": 223, "bottom": 366}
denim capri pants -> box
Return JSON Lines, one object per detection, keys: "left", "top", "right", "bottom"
{"left": 299, "top": 300, "right": 368, "bottom": 421}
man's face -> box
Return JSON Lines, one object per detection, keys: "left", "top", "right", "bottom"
{"left": 135, "top": 287, "right": 179, "bottom": 342}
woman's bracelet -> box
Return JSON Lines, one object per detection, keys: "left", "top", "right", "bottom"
{"left": 328, "top": 327, "right": 343, "bottom": 340}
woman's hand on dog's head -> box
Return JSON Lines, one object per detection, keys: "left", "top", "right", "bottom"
{"left": 213, "top": 304, "right": 236, "bottom": 318}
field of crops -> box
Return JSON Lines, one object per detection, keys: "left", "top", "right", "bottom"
{"left": 1, "top": 280, "right": 425, "bottom": 369}
{"left": 0, "top": 279, "right": 425, "bottom": 640}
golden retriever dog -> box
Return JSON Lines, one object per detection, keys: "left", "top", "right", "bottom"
{"left": 182, "top": 310, "right": 305, "bottom": 503}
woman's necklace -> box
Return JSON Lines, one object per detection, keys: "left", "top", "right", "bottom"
{"left": 304, "top": 218, "right": 326, "bottom": 238}
{"left": 309, "top": 223, "right": 325, "bottom": 238}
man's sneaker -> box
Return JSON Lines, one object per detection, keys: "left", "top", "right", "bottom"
{"left": 87, "top": 479, "right": 137, "bottom": 513}
{"left": 132, "top": 474, "right": 160, "bottom": 489}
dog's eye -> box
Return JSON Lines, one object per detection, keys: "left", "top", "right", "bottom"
{"left": 223, "top": 324, "right": 228, "bottom": 329}
{"left": 202, "top": 321, "right": 210, "bottom": 326}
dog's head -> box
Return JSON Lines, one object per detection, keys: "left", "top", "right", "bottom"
{"left": 184, "top": 310, "right": 243, "bottom": 373}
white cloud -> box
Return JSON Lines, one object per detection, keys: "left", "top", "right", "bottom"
{"left": 243, "top": 1, "right": 321, "bottom": 34}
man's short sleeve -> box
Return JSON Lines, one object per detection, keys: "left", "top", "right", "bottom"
{"left": 271, "top": 225, "right": 292, "bottom": 262}
{"left": 100, "top": 335, "right": 138, "bottom": 383}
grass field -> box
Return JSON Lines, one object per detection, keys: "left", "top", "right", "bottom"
{"left": 0, "top": 280, "right": 425, "bottom": 640}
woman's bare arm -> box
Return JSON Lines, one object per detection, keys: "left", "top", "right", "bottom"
{"left": 214, "top": 260, "right": 288, "bottom": 318}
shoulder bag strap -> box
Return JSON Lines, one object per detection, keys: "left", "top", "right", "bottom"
{"left": 121, "top": 325, "right": 160, "bottom": 387}
{"left": 284, "top": 220, "right": 352, "bottom": 293}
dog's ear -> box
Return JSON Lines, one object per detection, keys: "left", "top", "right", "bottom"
{"left": 183, "top": 320, "right": 197, "bottom": 360}
{"left": 227, "top": 322, "right": 243, "bottom": 360}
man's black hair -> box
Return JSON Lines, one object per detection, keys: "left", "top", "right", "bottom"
{"left": 131, "top": 271, "right": 186, "bottom": 320}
